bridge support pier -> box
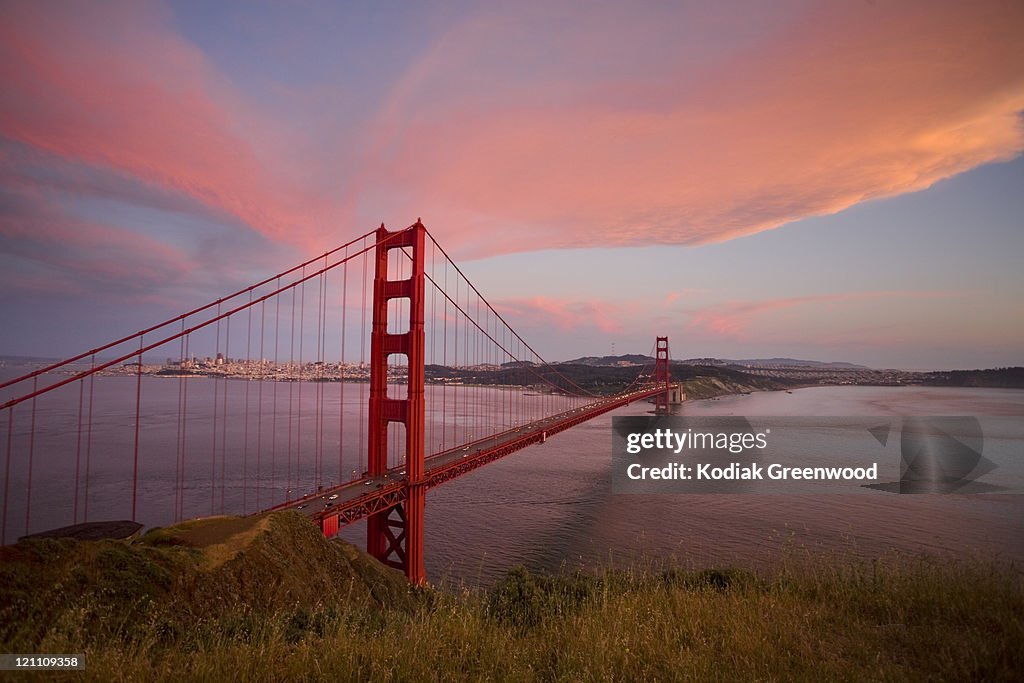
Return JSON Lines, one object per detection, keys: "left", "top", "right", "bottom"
{"left": 366, "top": 221, "right": 426, "bottom": 584}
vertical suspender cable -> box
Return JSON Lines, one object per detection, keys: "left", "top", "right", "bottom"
{"left": 175, "top": 326, "right": 185, "bottom": 521}
{"left": 25, "top": 377, "right": 37, "bottom": 534}
{"left": 243, "top": 291, "right": 253, "bottom": 512}
{"left": 256, "top": 297, "right": 266, "bottom": 511}
{"left": 359, "top": 238, "right": 367, "bottom": 474}
{"left": 340, "top": 250, "right": 348, "bottom": 480}
{"left": 211, "top": 304, "right": 220, "bottom": 515}
{"left": 1, "top": 409, "right": 12, "bottom": 545}
{"left": 288, "top": 284, "right": 296, "bottom": 496}
{"left": 297, "top": 269, "right": 306, "bottom": 492}
{"left": 179, "top": 332, "right": 191, "bottom": 521}
{"left": 74, "top": 373, "right": 84, "bottom": 523}
{"left": 272, "top": 277, "right": 281, "bottom": 498}
{"left": 85, "top": 356, "right": 95, "bottom": 521}
{"left": 221, "top": 317, "right": 231, "bottom": 511}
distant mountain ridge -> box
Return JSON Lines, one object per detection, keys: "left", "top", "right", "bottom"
{"left": 559, "top": 354, "right": 870, "bottom": 370}
{"left": 554, "top": 354, "right": 653, "bottom": 367}
{"left": 686, "top": 357, "right": 870, "bottom": 370}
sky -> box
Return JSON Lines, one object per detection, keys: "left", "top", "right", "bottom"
{"left": 1, "top": 0, "right": 1022, "bottom": 370}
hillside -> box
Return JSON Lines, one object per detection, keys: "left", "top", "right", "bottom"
{"left": 0, "top": 511, "right": 414, "bottom": 654}
{"left": 557, "top": 354, "right": 871, "bottom": 370}
{"left": 556, "top": 354, "right": 653, "bottom": 367}
{"left": 922, "top": 366, "right": 1024, "bottom": 388}
{"left": 677, "top": 373, "right": 787, "bottom": 400}
{"left": 427, "top": 361, "right": 797, "bottom": 396}
{"left": 0, "top": 513, "right": 1021, "bottom": 680}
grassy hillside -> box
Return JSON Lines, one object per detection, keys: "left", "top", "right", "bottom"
{"left": 678, "top": 373, "right": 787, "bottom": 400}
{"left": 1, "top": 512, "right": 1021, "bottom": 681}
{"left": 0, "top": 512, "right": 414, "bottom": 657}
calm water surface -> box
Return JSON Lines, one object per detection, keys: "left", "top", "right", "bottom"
{"left": 396, "top": 385, "right": 1024, "bottom": 585}
{"left": 2, "top": 367, "right": 1021, "bottom": 586}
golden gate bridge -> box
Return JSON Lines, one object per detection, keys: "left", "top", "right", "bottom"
{"left": 0, "top": 220, "right": 671, "bottom": 583}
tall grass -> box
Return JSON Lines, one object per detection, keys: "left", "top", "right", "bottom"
{"left": 11, "top": 555, "right": 1023, "bottom": 682}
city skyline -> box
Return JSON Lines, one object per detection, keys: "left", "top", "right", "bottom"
{"left": 1, "top": 1, "right": 1023, "bottom": 370}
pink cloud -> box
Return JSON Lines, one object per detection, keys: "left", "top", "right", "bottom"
{"left": 663, "top": 289, "right": 709, "bottom": 306}
{"left": 1, "top": 0, "right": 1021, "bottom": 269}
{"left": 368, "top": 1, "right": 1024, "bottom": 257}
{"left": 494, "top": 296, "right": 627, "bottom": 335}
{"left": 686, "top": 291, "right": 955, "bottom": 342}
{"left": 0, "top": 186, "right": 196, "bottom": 297}
{"left": 0, "top": 1, "right": 342, "bottom": 251}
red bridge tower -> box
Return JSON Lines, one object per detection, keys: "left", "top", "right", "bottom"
{"left": 654, "top": 336, "right": 671, "bottom": 414}
{"left": 367, "top": 221, "right": 426, "bottom": 584}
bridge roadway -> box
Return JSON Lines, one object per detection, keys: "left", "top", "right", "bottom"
{"left": 268, "top": 385, "right": 666, "bottom": 529}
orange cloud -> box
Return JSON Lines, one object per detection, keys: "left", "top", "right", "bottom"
{"left": 370, "top": 1, "right": 1024, "bottom": 257}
